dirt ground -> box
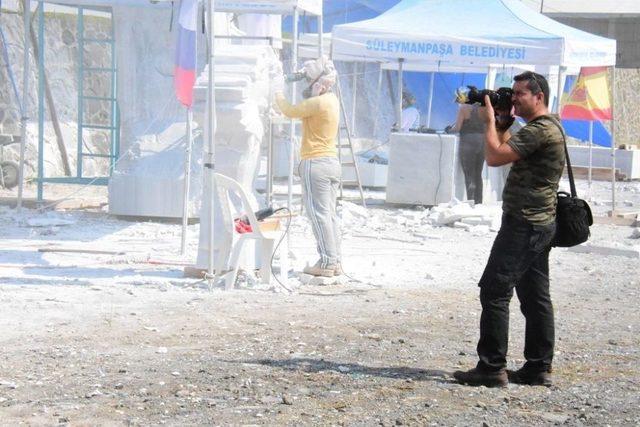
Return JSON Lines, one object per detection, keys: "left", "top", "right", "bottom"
{"left": 1, "top": 181, "right": 639, "bottom": 425}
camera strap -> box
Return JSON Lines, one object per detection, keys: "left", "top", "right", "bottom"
{"left": 547, "top": 117, "right": 575, "bottom": 198}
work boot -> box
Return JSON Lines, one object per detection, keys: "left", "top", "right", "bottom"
{"left": 507, "top": 367, "right": 553, "bottom": 387}
{"left": 303, "top": 261, "right": 335, "bottom": 277}
{"left": 453, "top": 367, "right": 508, "bottom": 388}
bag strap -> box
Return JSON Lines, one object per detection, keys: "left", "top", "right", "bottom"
{"left": 547, "top": 117, "right": 577, "bottom": 198}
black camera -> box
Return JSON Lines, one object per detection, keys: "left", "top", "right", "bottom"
{"left": 456, "top": 86, "right": 513, "bottom": 111}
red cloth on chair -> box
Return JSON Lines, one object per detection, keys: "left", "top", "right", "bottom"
{"left": 234, "top": 218, "right": 252, "bottom": 234}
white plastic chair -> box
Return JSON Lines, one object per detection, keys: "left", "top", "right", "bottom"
{"left": 214, "top": 173, "right": 282, "bottom": 290}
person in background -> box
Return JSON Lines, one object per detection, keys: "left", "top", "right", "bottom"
{"left": 447, "top": 100, "right": 486, "bottom": 204}
{"left": 272, "top": 56, "right": 342, "bottom": 278}
{"left": 399, "top": 90, "right": 420, "bottom": 132}
{"left": 453, "top": 71, "right": 566, "bottom": 388}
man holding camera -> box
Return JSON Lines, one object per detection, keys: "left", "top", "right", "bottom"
{"left": 453, "top": 71, "right": 566, "bottom": 387}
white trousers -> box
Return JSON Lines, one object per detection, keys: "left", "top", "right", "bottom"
{"left": 299, "top": 157, "right": 342, "bottom": 268}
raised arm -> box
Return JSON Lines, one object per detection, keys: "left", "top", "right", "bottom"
{"left": 480, "top": 95, "right": 520, "bottom": 166}
{"left": 275, "top": 93, "right": 320, "bottom": 119}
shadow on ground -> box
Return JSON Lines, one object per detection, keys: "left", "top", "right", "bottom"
{"left": 229, "top": 357, "right": 451, "bottom": 383}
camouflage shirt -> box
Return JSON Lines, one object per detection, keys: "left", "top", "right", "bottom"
{"left": 502, "top": 114, "right": 566, "bottom": 225}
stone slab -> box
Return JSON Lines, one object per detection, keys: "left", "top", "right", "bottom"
{"left": 385, "top": 133, "right": 460, "bottom": 206}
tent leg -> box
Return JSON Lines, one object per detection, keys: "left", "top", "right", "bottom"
{"left": 588, "top": 120, "right": 593, "bottom": 200}
{"left": 350, "top": 62, "right": 357, "bottom": 134}
{"left": 317, "top": 14, "right": 323, "bottom": 56}
{"left": 288, "top": 7, "right": 299, "bottom": 213}
{"left": 555, "top": 66, "right": 566, "bottom": 114}
{"left": 426, "top": 71, "right": 434, "bottom": 128}
{"left": 181, "top": 108, "right": 193, "bottom": 255}
{"left": 371, "top": 64, "right": 383, "bottom": 138}
{"left": 17, "top": 0, "right": 31, "bottom": 211}
{"left": 396, "top": 58, "right": 403, "bottom": 128}
{"left": 610, "top": 66, "right": 616, "bottom": 214}
{"left": 206, "top": 0, "right": 217, "bottom": 282}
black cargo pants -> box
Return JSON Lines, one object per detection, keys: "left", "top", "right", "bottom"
{"left": 477, "top": 213, "right": 556, "bottom": 373}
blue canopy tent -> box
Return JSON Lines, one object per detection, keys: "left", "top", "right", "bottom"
{"left": 330, "top": 0, "right": 621, "bottom": 208}
{"left": 332, "top": 0, "right": 616, "bottom": 126}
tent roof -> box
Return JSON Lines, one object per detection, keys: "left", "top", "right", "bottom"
{"left": 331, "top": 0, "right": 616, "bottom": 68}
{"left": 44, "top": 0, "right": 321, "bottom": 15}
{"left": 537, "top": 0, "right": 640, "bottom": 17}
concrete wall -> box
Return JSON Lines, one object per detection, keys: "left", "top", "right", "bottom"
{"left": 544, "top": 16, "right": 640, "bottom": 147}
{"left": 554, "top": 17, "right": 640, "bottom": 68}
{"left": 544, "top": 17, "right": 640, "bottom": 146}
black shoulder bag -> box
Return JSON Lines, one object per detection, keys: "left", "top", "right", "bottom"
{"left": 550, "top": 120, "right": 593, "bottom": 247}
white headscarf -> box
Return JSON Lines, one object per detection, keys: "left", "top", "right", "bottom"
{"left": 301, "top": 55, "right": 337, "bottom": 97}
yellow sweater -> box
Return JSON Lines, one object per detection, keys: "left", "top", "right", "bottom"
{"left": 275, "top": 92, "right": 339, "bottom": 160}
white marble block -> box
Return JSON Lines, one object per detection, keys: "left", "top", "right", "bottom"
{"left": 386, "top": 133, "right": 462, "bottom": 206}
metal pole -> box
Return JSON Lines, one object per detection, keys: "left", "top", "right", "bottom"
{"left": 426, "top": 71, "right": 435, "bottom": 128}
{"left": 36, "top": 2, "right": 43, "bottom": 201}
{"left": 371, "top": 64, "right": 383, "bottom": 138}
{"left": 77, "top": 8, "right": 84, "bottom": 179}
{"left": 287, "top": 7, "right": 298, "bottom": 212}
{"left": 318, "top": 14, "right": 323, "bottom": 56}
{"left": 588, "top": 120, "right": 593, "bottom": 198}
{"left": 555, "top": 66, "right": 566, "bottom": 114}
{"left": 17, "top": 0, "right": 31, "bottom": 211}
{"left": 350, "top": 62, "right": 357, "bottom": 134}
{"left": 610, "top": 66, "right": 616, "bottom": 214}
{"left": 180, "top": 108, "right": 193, "bottom": 255}
{"left": 397, "top": 58, "right": 404, "bottom": 129}
{"left": 265, "top": 35, "right": 274, "bottom": 205}
{"left": 266, "top": 84, "right": 273, "bottom": 205}
{"left": 206, "top": 0, "right": 216, "bottom": 280}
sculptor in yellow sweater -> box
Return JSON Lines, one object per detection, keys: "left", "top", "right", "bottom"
{"left": 275, "top": 92, "right": 340, "bottom": 160}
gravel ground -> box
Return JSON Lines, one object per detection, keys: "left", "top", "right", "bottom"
{"left": 0, "top": 180, "right": 639, "bottom": 425}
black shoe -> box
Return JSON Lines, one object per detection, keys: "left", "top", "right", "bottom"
{"left": 507, "top": 367, "right": 553, "bottom": 387}
{"left": 453, "top": 367, "right": 508, "bottom": 388}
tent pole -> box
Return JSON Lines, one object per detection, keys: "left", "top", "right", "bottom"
{"left": 610, "top": 65, "right": 616, "bottom": 214}
{"left": 317, "top": 14, "right": 323, "bottom": 56}
{"left": 181, "top": 108, "right": 193, "bottom": 255}
{"left": 17, "top": 0, "right": 31, "bottom": 212}
{"left": 588, "top": 120, "right": 593, "bottom": 200}
{"left": 555, "top": 66, "right": 566, "bottom": 114}
{"left": 206, "top": 0, "right": 216, "bottom": 281}
{"left": 288, "top": 7, "right": 298, "bottom": 214}
{"left": 350, "top": 62, "right": 357, "bottom": 133}
{"left": 426, "top": 71, "right": 434, "bottom": 128}
{"left": 266, "top": 81, "right": 273, "bottom": 205}
{"left": 372, "top": 64, "right": 383, "bottom": 138}
{"left": 397, "top": 58, "right": 403, "bottom": 128}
